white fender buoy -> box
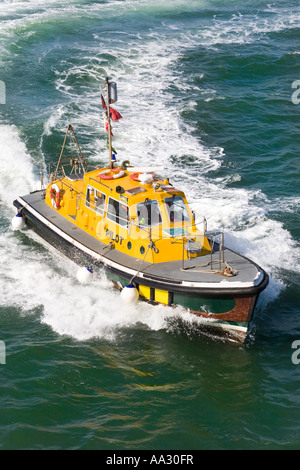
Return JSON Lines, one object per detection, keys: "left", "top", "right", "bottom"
{"left": 77, "top": 266, "right": 93, "bottom": 284}
{"left": 11, "top": 213, "right": 26, "bottom": 231}
{"left": 120, "top": 284, "right": 139, "bottom": 305}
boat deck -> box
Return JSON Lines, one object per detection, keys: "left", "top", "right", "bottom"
{"left": 16, "top": 190, "right": 264, "bottom": 290}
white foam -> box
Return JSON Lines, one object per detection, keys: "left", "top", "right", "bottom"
{"left": 0, "top": 230, "right": 177, "bottom": 340}
{"left": 0, "top": 124, "right": 39, "bottom": 215}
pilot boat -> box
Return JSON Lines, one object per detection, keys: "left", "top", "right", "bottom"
{"left": 13, "top": 78, "right": 268, "bottom": 343}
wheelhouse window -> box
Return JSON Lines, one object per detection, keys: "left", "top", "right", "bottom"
{"left": 107, "top": 197, "right": 129, "bottom": 228}
{"left": 86, "top": 186, "right": 107, "bottom": 215}
{"left": 165, "top": 196, "right": 190, "bottom": 223}
{"left": 137, "top": 200, "right": 162, "bottom": 227}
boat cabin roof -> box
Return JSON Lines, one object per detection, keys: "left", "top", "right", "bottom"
{"left": 83, "top": 167, "right": 185, "bottom": 207}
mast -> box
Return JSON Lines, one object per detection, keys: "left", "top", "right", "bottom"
{"left": 105, "top": 77, "right": 113, "bottom": 170}
{"left": 54, "top": 124, "right": 87, "bottom": 180}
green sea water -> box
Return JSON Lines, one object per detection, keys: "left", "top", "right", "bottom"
{"left": 0, "top": 0, "right": 300, "bottom": 451}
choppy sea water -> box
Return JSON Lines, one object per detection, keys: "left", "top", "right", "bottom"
{"left": 0, "top": 0, "right": 300, "bottom": 451}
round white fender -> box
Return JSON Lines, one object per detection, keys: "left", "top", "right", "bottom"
{"left": 11, "top": 213, "right": 26, "bottom": 231}
{"left": 120, "top": 284, "right": 139, "bottom": 305}
{"left": 77, "top": 266, "right": 93, "bottom": 284}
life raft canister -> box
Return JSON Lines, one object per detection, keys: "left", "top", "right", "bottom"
{"left": 129, "top": 172, "right": 155, "bottom": 183}
{"left": 98, "top": 168, "right": 125, "bottom": 180}
{"left": 50, "top": 183, "right": 61, "bottom": 210}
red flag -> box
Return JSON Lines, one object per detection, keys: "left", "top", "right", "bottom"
{"left": 101, "top": 93, "right": 122, "bottom": 122}
{"left": 110, "top": 107, "right": 123, "bottom": 121}
{"left": 101, "top": 94, "right": 107, "bottom": 110}
{"left": 105, "top": 122, "right": 114, "bottom": 137}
